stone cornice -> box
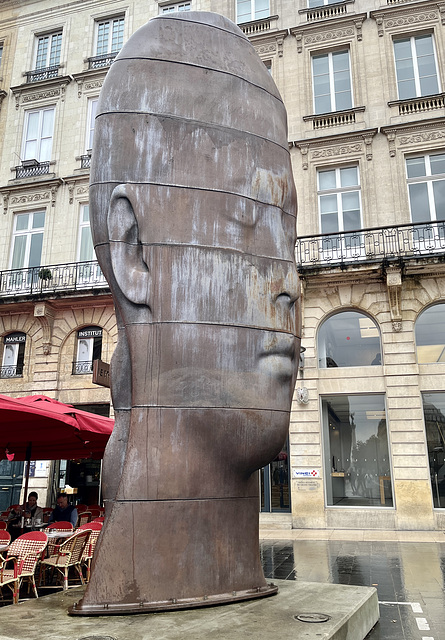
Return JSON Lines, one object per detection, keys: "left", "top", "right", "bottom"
{"left": 10, "top": 75, "right": 71, "bottom": 109}
{"left": 249, "top": 29, "right": 288, "bottom": 58}
{"left": 290, "top": 12, "right": 367, "bottom": 52}
{"left": 292, "top": 128, "right": 378, "bottom": 169}
{"left": 0, "top": 178, "right": 63, "bottom": 214}
{"left": 381, "top": 117, "right": 445, "bottom": 156}
{"left": 370, "top": 1, "right": 444, "bottom": 36}
{"left": 72, "top": 68, "right": 107, "bottom": 98}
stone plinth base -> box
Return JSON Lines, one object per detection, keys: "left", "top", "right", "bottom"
{"left": 0, "top": 580, "right": 378, "bottom": 640}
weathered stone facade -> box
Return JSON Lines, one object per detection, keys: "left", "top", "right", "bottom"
{"left": 0, "top": 0, "right": 444, "bottom": 529}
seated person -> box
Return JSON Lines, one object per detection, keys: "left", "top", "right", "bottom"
{"left": 48, "top": 493, "right": 78, "bottom": 527}
{"left": 7, "top": 491, "right": 43, "bottom": 539}
{"left": 24, "top": 491, "right": 43, "bottom": 526}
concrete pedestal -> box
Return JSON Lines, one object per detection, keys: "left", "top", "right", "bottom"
{"left": 0, "top": 580, "right": 379, "bottom": 640}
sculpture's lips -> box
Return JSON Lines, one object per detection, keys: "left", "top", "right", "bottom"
{"left": 260, "top": 335, "right": 297, "bottom": 360}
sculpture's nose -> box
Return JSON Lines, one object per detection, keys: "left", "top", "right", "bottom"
{"left": 274, "top": 265, "right": 300, "bottom": 308}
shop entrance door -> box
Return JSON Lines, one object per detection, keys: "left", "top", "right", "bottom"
{"left": 260, "top": 439, "right": 290, "bottom": 512}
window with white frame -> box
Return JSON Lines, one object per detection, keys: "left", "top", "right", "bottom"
{"left": 312, "top": 50, "right": 352, "bottom": 114}
{"left": 393, "top": 34, "right": 440, "bottom": 100}
{"left": 236, "top": 0, "right": 269, "bottom": 24}
{"left": 73, "top": 326, "right": 102, "bottom": 374}
{"left": 78, "top": 204, "right": 94, "bottom": 263}
{"left": 9, "top": 212, "right": 45, "bottom": 271}
{"left": 22, "top": 107, "right": 55, "bottom": 162}
{"left": 308, "top": 0, "right": 341, "bottom": 6}
{"left": 95, "top": 16, "right": 124, "bottom": 56}
{"left": 85, "top": 98, "right": 98, "bottom": 153}
{"left": 77, "top": 204, "right": 102, "bottom": 283}
{"left": 318, "top": 165, "right": 361, "bottom": 235}
{"left": 161, "top": 2, "right": 191, "bottom": 12}
{"left": 34, "top": 31, "right": 62, "bottom": 70}
{"left": 1, "top": 333, "right": 26, "bottom": 378}
{"left": 406, "top": 152, "right": 445, "bottom": 225}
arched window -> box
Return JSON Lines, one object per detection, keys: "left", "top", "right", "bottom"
{"left": 415, "top": 304, "right": 445, "bottom": 363}
{"left": 318, "top": 311, "right": 381, "bottom": 368}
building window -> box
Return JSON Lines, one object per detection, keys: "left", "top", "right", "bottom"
{"left": 393, "top": 34, "right": 440, "bottom": 100}
{"left": 415, "top": 304, "right": 445, "bottom": 364}
{"left": 34, "top": 31, "right": 62, "bottom": 70}
{"left": 422, "top": 392, "right": 445, "bottom": 508}
{"left": 236, "top": 0, "right": 269, "bottom": 24}
{"left": 85, "top": 98, "right": 98, "bottom": 153}
{"left": 95, "top": 16, "right": 124, "bottom": 56}
{"left": 73, "top": 326, "right": 102, "bottom": 375}
{"left": 22, "top": 107, "right": 55, "bottom": 162}
{"left": 406, "top": 152, "right": 445, "bottom": 225}
{"left": 1, "top": 333, "right": 26, "bottom": 378}
{"left": 322, "top": 394, "right": 392, "bottom": 507}
{"left": 318, "top": 165, "right": 361, "bottom": 235}
{"left": 77, "top": 204, "right": 102, "bottom": 284}
{"left": 161, "top": 2, "right": 191, "bottom": 12}
{"left": 318, "top": 311, "right": 381, "bottom": 368}
{"left": 9, "top": 212, "right": 45, "bottom": 271}
{"left": 308, "top": 0, "right": 340, "bottom": 5}
{"left": 312, "top": 50, "right": 352, "bottom": 114}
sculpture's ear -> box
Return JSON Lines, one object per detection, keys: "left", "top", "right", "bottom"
{"left": 107, "top": 184, "right": 150, "bottom": 306}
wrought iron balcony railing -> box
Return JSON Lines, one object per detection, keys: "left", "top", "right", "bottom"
{"left": 296, "top": 221, "right": 445, "bottom": 270}
{"left": 72, "top": 361, "right": 94, "bottom": 375}
{"left": 80, "top": 153, "right": 91, "bottom": 169}
{"left": 0, "top": 364, "right": 23, "bottom": 379}
{"left": 15, "top": 161, "right": 50, "bottom": 179}
{"left": 26, "top": 65, "right": 59, "bottom": 83}
{"left": 87, "top": 52, "right": 118, "bottom": 69}
{"left": 0, "top": 261, "right": 107, "bottom": 297}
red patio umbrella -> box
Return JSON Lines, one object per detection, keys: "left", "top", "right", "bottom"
{"left": 0, "top": 394, "right": 114, "bottom": 509}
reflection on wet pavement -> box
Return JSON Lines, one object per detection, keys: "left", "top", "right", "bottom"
{"left": 260, "top": 540, "right": 445, "bottom": 640}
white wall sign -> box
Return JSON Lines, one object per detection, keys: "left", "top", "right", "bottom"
{"left": 292, "top": 468, "right": 320, "bottom": 479}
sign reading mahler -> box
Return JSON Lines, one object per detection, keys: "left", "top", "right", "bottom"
{"left": 71, "top": 11, "right": 301, "bottom": 616}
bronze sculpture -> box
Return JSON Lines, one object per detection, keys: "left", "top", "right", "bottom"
{"left": 71, "top": 11, "right": 300, "bottom": 615}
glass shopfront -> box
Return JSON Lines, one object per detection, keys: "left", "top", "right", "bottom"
{"left": 422, "top": 393, "right": 445, "bottom": 508}
{"left": 322, "top": 394, "right": 393, "bottom": 507}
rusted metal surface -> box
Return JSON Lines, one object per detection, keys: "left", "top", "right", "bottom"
{"left": 71, "top": 11, "right": 300, "bottom": 615}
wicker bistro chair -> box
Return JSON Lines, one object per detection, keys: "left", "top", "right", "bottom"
{"left": 40, "top": 529, "right": 90, "bottom": 590}
{"left": 45, "top": 521, "right": 74, "bottom": 557}
{"left": 0, "top": 531, "right": 47, "bottom": 604}
{"left": 76, "top": 511, "right": 91, "bottom": 528}
{"left": 77, "top": 522, "right": 103, "bottom": 582}
{"left": 0, "top": 521, "right": 7, "bottom": 530}
{"left": 42, "top": 508, "right": 53, "bottom": 523}
{"left": 0, "top": 530, "right": 11, "bottom": 559}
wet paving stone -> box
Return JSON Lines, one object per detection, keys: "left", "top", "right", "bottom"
{"left": 260, "top": 539, "right": 445, "bottom": 640}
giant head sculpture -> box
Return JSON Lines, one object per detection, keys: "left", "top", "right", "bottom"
{"left": 71, "top": 11, "right": 300, "bottom": 615}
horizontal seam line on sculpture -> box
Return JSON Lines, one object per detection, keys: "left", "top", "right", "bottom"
{"left": 123, "top": 322, "right": 298, "bottom": 331}
{"left": 95, "top": 111, "right": 289, "bottom": 153}
{"left": 105, "top": 240, "right": 296, "bottom": 261}
{"left": 131, "top": 407, "right": 291, "bottom": 412}
{"left": 115, "top": 497, "right": 258, "bottom": 502}
{"left": 89, "top": 181, "right": 296, "bottom": 216}
{"left": 154, "top": 14, "right": 253, "bottom": 45}
{"left": 111, "top": 56, "right": 282, "bottom": 105}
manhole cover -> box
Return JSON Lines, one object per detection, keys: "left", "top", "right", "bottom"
{"left": 77, "top": 636, "right": 117, "bottom": 640}
{"left": 295, "top": 613, "right": 331, "bottom": 623}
